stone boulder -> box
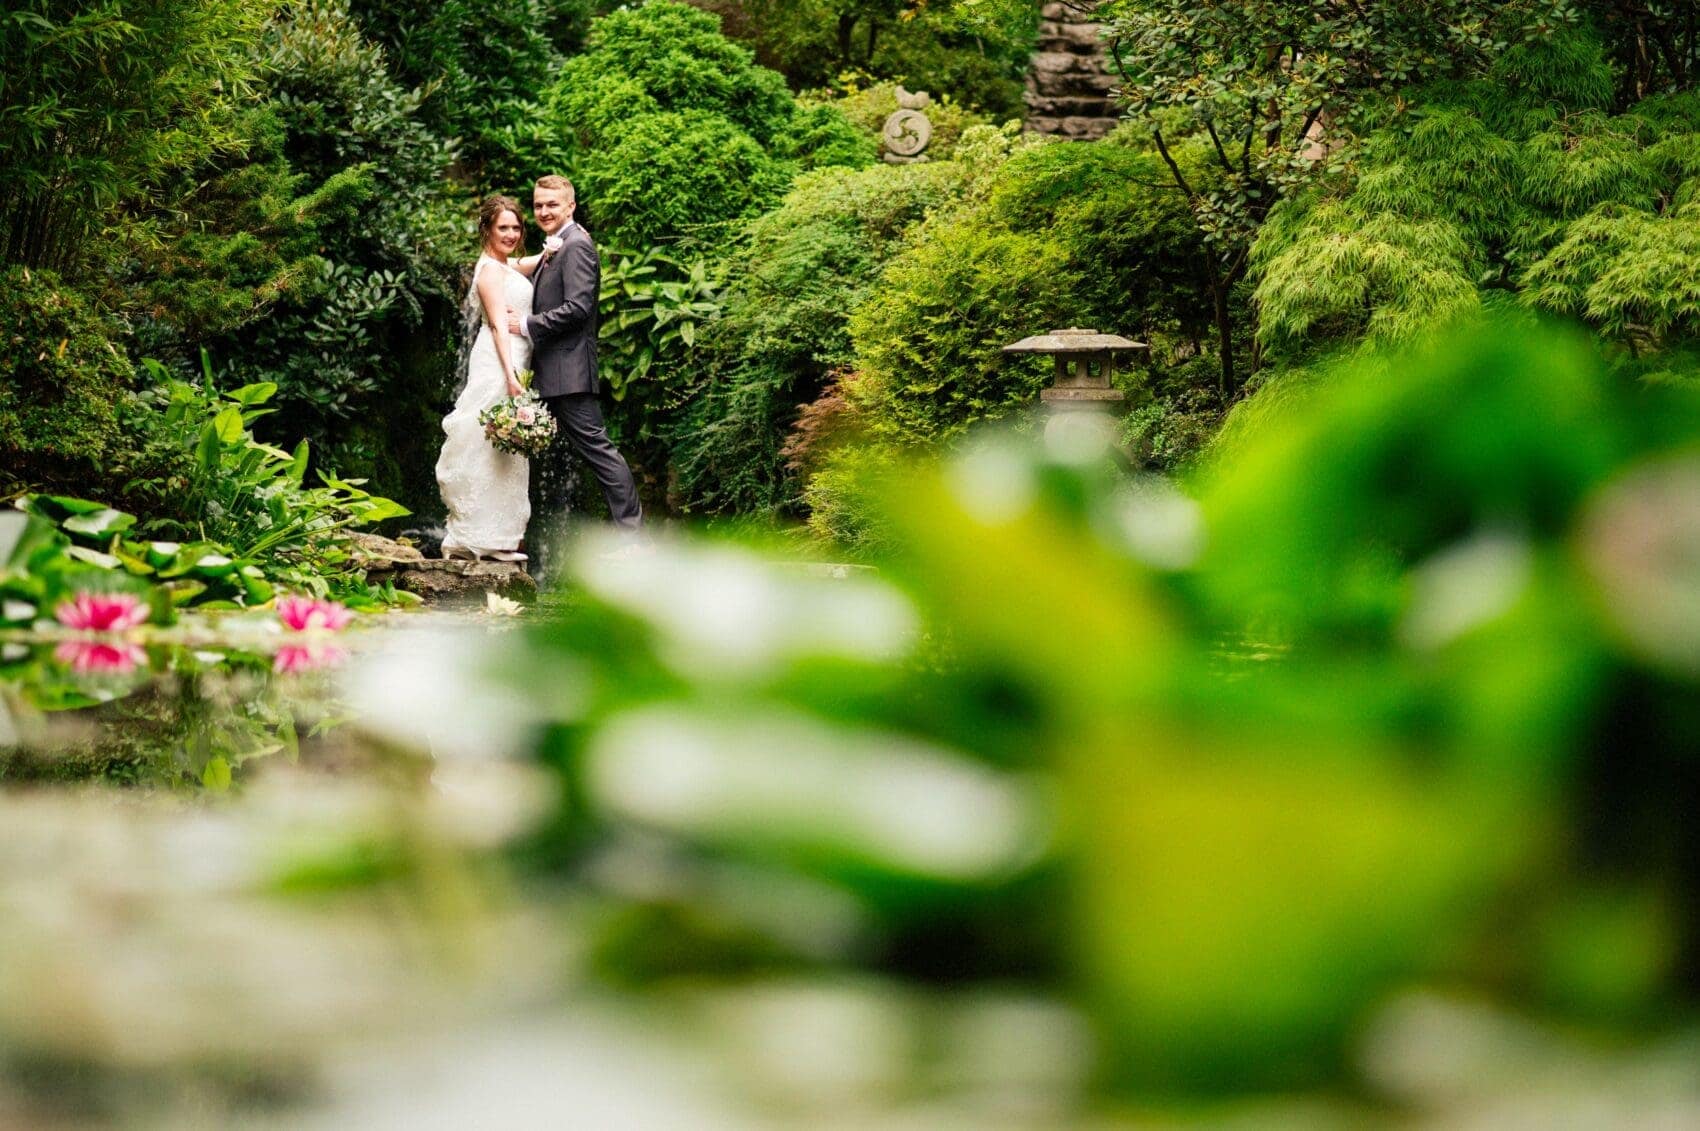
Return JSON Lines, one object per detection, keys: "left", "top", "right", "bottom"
{"left": 366, "top": 553, "right": 537, "bottom": 606}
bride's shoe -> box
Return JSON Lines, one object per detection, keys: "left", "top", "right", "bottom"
{"left": 487, "top": 549, "right": 528, "bottom": 563}
{"left": 440, "top": 542, "right": 479, "bottom": 561}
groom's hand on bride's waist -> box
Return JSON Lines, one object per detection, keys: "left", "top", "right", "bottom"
{"left": 506, "top": 310, "right": 525, "bottom": 336}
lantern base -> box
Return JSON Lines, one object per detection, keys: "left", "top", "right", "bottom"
{"left": 1041, "top": 387, "right": 1126, "bottom": 405}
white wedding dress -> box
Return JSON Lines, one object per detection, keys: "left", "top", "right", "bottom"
{"left": 436, "top": 254, "right": 533, "bottom": 557}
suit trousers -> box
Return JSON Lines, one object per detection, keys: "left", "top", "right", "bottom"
{"left": 541, "top": 392, "right": 643, "bottom": 530}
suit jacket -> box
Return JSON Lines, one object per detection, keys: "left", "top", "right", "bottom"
{"left": 525, "top": 223, "right": 600, "bottom": 397}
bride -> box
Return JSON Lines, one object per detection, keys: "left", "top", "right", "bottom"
{"left": 436, "top": 194, "right": 540, "bottom": 562}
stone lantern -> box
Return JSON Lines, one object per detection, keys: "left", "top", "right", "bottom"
{"left": 1002, "top": 327, "right": 1147, "bottom": 410}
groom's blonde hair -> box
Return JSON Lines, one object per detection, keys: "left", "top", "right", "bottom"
{"left": 535, "top": 174, "right": 574, "bottom": 199}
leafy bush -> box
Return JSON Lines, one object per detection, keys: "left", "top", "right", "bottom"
{"left": 798, "top": 433, "right": 905, "bottom": 559}
{"left": 206, "top": 0, "right": 466, "bottom": 507}
{"left": 844, "top": 132, "right": 1210, "bottom": 446}
{"left": 495, "top": 1, "right": 871, "bottom": 249}
{"left": 0, "top": 268, "right": 136, "bottom": 498}
{"left": 579, "top": 110, "right": 796, "bottom": 249}
{"left": 596, "top": 247, "right": 723, "bottom": 465}
{"left": 345, "top": 0, "right": 565, "bottom": 158}
{"left": 127, "top": 361, "right": 411, "bottom": 600}
{"left": 701, "top": 0, "right": 1040, "bottom": 119}
{"left": 846, "top": 226, "right": 1068, "bottom": 443}
{"left": 670, "top": 160, "right": 973, "bottom": 514}
{"left": 1251, "top": 31, "right": 1700, "bottom": 364}
{"left": 0, "top": 0, "right": 271, "bottom": 273}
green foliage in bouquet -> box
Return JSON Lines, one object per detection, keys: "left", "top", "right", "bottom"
{"left": 478, "top": 379, "right": 558, "bottom": 457}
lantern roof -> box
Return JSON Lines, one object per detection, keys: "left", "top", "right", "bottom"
{"left": 1002, "top": 327, "right": 1147, "bottom": 355}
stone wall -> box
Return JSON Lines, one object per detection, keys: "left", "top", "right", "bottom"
{"left": 1025, "top": 1, "right": 1119, "bottom": 140}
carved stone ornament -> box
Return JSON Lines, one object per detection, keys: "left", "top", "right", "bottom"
{"left": 882, "top": 87, "right": 934, "bottom": 163}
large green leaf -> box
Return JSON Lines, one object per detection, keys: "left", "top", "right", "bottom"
{"left": 213, "top": 405, "right": 245, "bottom": 444}
{"left": 26, "top": 495, "right": 107, "bottom": 519}
{"left": 65, "top": 545, "right": 121, "bottom": 569}
{"left": 196, "top": 422, "right": 222, "bottom": 473}
{"left": 227, "top": 382, "right": 278, "bottom": 406}
{"left": 62, "top": 508, "right": 136, "bottom": 538}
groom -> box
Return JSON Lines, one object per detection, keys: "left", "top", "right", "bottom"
{"left": 508, "top": 174, "right": 643, "bottom": 552}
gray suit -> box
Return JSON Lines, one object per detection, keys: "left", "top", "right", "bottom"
{"left": 525, "top": 222, "right": 641, "bottom": 531}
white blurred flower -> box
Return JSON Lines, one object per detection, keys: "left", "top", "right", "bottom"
{"left": 1399, "top": 529, "right": 1531, "bottom": 651}
{"left": 1109, "top": 477, "right": 1204, "bottom": 570}
{"left": 573, "top": 536, "right": 915, "bottom": 678}
{"left": 585, "top": 706, "right": 1048, "bottom": 882}
{"left": 946, "top": 439, "right": 1035, "bottom": 526}
{"left": 342, "top": 627, "right": 566, "bottom": 760}
{"left": 1581, "top": 453, "right": 1700, "bottom": 674}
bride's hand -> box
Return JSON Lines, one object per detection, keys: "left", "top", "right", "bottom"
{"left": 506, "top": 374, "right": 524, "bottom": 398}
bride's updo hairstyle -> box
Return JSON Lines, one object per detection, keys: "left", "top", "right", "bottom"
{"left": 477, "top": 194, "right": 524, "bottom": 251}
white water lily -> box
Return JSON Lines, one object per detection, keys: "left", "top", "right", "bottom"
{"left": 485, "top": 592, "right": 524, "bottom": 617}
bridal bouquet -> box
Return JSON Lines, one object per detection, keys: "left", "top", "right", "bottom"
{"left": 479, "top": 370, "right": 557, "bottom": 456}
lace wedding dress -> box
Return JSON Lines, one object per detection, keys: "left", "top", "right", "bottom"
{"left": 436, "top": 254, "right": 533, "bottom": 557}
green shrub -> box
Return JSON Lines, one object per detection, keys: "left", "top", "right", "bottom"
{"left": 0, "top": 268, "right": 135, "bottom": 498}
{"left": 0, "top": 0, "right": 271, "bottom": 273}
{"left": 585, "top": 1, "right": 795, "bottom": 143}
{"left": 843, "top": 134, "right": 1212, "bottom": 446}
{"left": 800, "top": 437, "right": 907, "bottom": 559}
{"left": 499, "top": 0, "right": 871, "bottom": 250}
{"left": 846, "top": 226, "right": 1069, "bottom": 443}
{"left": 579, "top": 110, "right": 793, "bottom": 248}
{"left": 201, "top": 0, "right": 466, "bottom": 507}
{"left": 346, "top": 0, "right": 564, "bottom": 157}
{"left": 1250, "top": 30, "right": 1700, "bottom": 364}
{"left": 670, "top": 160, "right": 973, "bottom": 514}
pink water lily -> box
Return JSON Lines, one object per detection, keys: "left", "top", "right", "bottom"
{"left": 272, "top": 642, "right": 347, "bottom": 674}
{"left": 55, "top": 640, "right": 146, "bottom": 674}
{"left": 276, "top": 596, "right": 354, "bottom": 632}
{"left": 55, "top": 591, "right": 149, "bottom": 633}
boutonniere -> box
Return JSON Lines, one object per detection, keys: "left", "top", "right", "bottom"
{"left": 543, "top": 235, "right": 564, "bottom": 256}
